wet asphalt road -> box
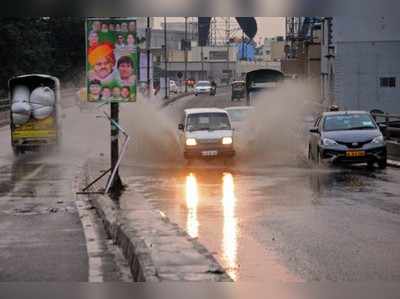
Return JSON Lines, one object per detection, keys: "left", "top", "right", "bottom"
{"left": 119, "top": 89, "right": 400, "bottom": 282}
{"left": 0, "top": 102, "right": 127, "bottom": 281}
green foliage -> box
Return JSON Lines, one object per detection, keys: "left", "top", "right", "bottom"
{"left": 0, "top": 18, "right": 85, "bottom": 97}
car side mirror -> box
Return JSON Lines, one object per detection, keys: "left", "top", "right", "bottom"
{"left": 309, "top": 128, "right": 319, "bottom": 134}
{"left": 178, "top": 124, "right": 184, "bottom": 131}
{"left": 378, "top": 123, "right": 387, "bottom": 133}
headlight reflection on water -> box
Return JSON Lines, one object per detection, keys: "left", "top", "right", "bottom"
{"left": 184, "top": 172, "right": 239, "bottom": 280}
{"left": 222, "top": 172, "right": 238, "bottom": 281}
{"left": 185, "top": 173, "right": 199, "bottom": 238}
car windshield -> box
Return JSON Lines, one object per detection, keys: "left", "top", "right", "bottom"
{"left": 186, "top": 113, "right": 231, "bottom": 131}
{"left": 323, "top": 114, "right": 377, "bottom": 131}
{"left": 226, "top": 109, "right": 252, "bottom": 122}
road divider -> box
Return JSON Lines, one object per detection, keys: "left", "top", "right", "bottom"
{"left": 81, "top": 162, "right": 232, "bottom": 282}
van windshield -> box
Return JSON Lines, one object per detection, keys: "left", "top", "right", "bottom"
{"left": 186, "top": 113, "right": 231, "bottom": 131}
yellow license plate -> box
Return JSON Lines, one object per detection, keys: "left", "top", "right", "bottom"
{"left": 346, "top": 151, "right": 365, "bottom": 157}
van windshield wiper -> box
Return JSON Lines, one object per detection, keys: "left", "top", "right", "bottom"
{"left": 193, "top": 127, "right": 212, "bottom": 131}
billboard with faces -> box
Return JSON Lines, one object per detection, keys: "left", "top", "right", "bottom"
{"left": 86, "top": 18, "right": 138, "bottom": 102}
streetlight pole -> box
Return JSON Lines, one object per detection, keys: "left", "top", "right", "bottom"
{"left": 146, "top": 17, "right": 151, "bottom": 98}
{"left": 164, "top": 16, "right": 168, "bottom": 99}
{"left": 201, "top": 45, "right": 204, "bottom": 80}
{"left": 184, "top": 17, "right": 188, "bottom": 93}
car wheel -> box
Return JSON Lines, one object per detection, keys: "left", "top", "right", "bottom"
{"left": 308, "top": 145, "right": 312, "bottom": 160}
{"left": 367, "top": 161, "right": 375, "bottom": 169}
{"left": 378, "top": 159, "right": 387, "bottom": 169}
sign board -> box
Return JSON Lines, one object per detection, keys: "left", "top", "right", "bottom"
{"left": 86, "top": 18, "right": 138, "bottom": 102}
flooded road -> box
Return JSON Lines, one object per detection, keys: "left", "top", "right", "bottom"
{"left": 117, "top": 88, "right": 400, "bottom": 282}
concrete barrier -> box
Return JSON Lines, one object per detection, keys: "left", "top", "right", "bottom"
{"left": 83, "top": 163, "right": 232, "bottom": 282}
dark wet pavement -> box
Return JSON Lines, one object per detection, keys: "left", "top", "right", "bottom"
{"left": 118, "top": 90, "right": 400, "bottom": 282}
{"left": 0, "top": 105, "right": 128, "bottom": 281}
{"left": 0, "top": 154, "right": 89, "bottom": 281}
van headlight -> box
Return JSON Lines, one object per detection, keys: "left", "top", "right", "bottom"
{"left": 322, "top": 138, "right": 338, "bottom": 146}
{"left": 222, "top": 137, "right": 233, "bottom": 145}
{"left": 371, "top": 135, "right": 384, "bottom": 144}
{"left": 186, "top": 138, "right": 197, "bottom": 146}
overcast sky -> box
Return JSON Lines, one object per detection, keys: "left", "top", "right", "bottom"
{"left": 153, "top": 17, "right": 286, "bottom": 42}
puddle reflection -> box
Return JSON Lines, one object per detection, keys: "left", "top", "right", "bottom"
{"left": 222, "top": 172, "right": 238, "bottom": 280}
{"left": 185, "top": 173, "right": 199, "bottom": 238}
{"left": 184, "top": 171, "right": 239, "bottom": 280}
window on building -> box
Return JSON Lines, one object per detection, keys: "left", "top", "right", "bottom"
{"left": 380, "top": 77, "right": 396, "bottom": 88}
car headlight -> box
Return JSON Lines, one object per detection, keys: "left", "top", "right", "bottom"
{"left": 322, "top": 138, "right": 338, "bottom": 146}
{"left": 222, "top": 137, "right": 233, "bottom": 145}
{"left": 371, "top": 135, "right": 384, "bottom": 144}
{"left": 186, "top": 138, "right": 197, "bottom": 146}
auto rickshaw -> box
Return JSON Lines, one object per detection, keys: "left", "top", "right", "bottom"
{"left": 231, "top": 80, "right": 246, "bottom": 101}
{"left": 9, "top": 74, "right": 62, "bottom": 155}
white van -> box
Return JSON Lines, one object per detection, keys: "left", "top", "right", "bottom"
{"left": 178, "top": 108, "right": 235, "bottom": 161}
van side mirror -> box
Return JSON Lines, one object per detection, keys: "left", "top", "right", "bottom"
{"left": 309, "top": 128, "right": 319, "bottom": 134}
{"left": 178, "top": 124, "right": 184, "bottom": 131}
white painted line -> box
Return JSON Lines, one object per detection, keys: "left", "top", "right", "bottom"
{"left": 73, "top": 170, "right": 104, "bottom": 283}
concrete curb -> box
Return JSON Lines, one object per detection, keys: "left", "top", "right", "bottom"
{"left": 84, "top": 163, "right": 233, "bottom": 282}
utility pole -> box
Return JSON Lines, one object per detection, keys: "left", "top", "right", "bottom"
{"left": 146, "top": 17, "right": 151, "bottom": 98}
{"left": 164, "top": 16, "right": 168, "bottom": 99}
{"left": 184, "top": 16, "right": 188, "bottom": 93}
{"left": 201, "top": 46, "right": 204, "bottom": 80}
{"left": 225, "top": 17, "right": 230, "bottom": 84}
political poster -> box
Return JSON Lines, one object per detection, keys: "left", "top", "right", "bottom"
{"left": 86, "top": 18, "right": 137, "bottom": 102}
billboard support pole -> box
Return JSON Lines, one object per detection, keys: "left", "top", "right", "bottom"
{"left": 108, "top": 102, "right": 123, "bottom": 197}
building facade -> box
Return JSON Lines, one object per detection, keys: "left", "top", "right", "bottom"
{"left": 322, "top": 17, "right": 400, "bottom": 113}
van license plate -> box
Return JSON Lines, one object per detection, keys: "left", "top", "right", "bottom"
{"left": 202, "top": 150, "right": 218, "bottom": 156}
